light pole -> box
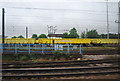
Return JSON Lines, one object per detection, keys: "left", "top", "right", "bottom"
{"left": 115, "top": 1, "right": 120, "bottom": 39}
{"left": 118, "top": 1, "right": 120, "bottom": 39}
{"left": 26, "top": 27, "right": 28, "bottom": 38}
{"left": 2, "top": 8, "right": 5, "bottom": 45}
{"left": 2, "top": 8, "right": 5, "bottom": 54}
{"left": 106, "top": 0, "right": 109, "bottom": 39}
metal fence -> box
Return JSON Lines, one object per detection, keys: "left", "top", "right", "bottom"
{"left": 0, "top": 44, "right": 83, "bottom": 54}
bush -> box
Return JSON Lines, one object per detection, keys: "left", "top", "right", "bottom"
{"left": 53, "top": 51, "right": 62, "bottom": 59}
{"left": 2, "top": 53, "right": 37, "bottom": 61}
{"left": 29, "top": 54, "right": 37, "bottom": 60}
{"left": 19, "top": 55, "right": 29, "bottom": 61}
{"left": 53, "top": 50, "right": 71, "bottom": 60}
{"left": 13, "top": 54, "right": 37, "bottom": 61}
{"left": 14, "top": 54, "right": 19, "bottom": 61}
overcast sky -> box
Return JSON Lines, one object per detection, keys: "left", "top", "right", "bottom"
{"left": 0, "top": 0, "right": 119, "bottom": 2}
{"left": 0, "top": 0, "right": 119, "bottom": 38}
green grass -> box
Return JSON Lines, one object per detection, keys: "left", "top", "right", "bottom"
{"left": 3, "top": 54, "right": 37, "bottom": 61}
{"left": 83, "top": 47, "right": 117, "bottom": 50}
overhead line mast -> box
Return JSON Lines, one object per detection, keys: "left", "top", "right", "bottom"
{"left": 26, "top": 27, "right": 28, "bottom": 38}
{"left": 106, "top": 0, "right": 109, "bottom": 39}
{"left": 2, "top": 8, "right": 5, "bottom": 54}
{"left": 2, "top": 8, "right": 5, "bottom": 44}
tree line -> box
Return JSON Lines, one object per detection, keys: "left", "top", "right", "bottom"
{"left": 12, "top": 28, "right": 119, "bottom": 39}
{"left": 81, "top": 29, "right": 119, "bottom": 39}
{"left": 12, "top": 34, "right": 47, "bottom": 39}
{"left": 62, "top": 28, "right": 119, "bottom": 39}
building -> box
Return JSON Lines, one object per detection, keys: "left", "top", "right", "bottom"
{"left": 47, "top": 34, "right": 63, "bottom": 39}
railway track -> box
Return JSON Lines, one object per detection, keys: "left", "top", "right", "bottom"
{"left": 2, "top": 66, "right": 119, "bottom": 73}
{"left": 3, "top": 71, "right": 120, "bottom": 78}
{"left": 2, "top": 59, "right": 120, "bottom": 79}
{"left": 2, "top": 59, "right": 119, "bottom": 69}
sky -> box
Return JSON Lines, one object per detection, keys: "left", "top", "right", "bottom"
{"left": 0, "top": 0, "right": 119, "bottom": 38}
{"left": 0, "top": 0, "right": 119, "bottom": 2}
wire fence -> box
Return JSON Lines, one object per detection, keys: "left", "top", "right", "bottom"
{"left": 0, "top": 44, "right": 83, "bottom": 55}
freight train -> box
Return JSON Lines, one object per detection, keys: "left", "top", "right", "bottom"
{"left": 0, "top": 38, "right": 119, "bottom": 45}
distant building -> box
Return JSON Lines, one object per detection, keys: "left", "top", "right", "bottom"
{"left": 48, "top": 34, "right": 63, "bottom": 39}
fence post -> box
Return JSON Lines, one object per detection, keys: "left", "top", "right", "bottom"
{"left": 28, "top": 44, "right": 30, "bottom": 55}
{"left": 79, "top": 45, "right": 83, "bottom": 54}
{"left": 18, "top": 44, "right": 19, "bottom": 48}
{"left": 1, "top": 43, "right": 3, "bottom": 53}
{"left": 15, "top": 44, "right": 17, "bottom": 54}
{"left": 54, "top": 44, "right": 58, "bottom": 50}
{"left": 67, "top": 44, "right": 70, "bottom": 54}
{"left": 35, "top": 44, "right": 36, "bottom": 50}
{"left": 42, "top": 44, "right": 44, "bottom": 54}
{"left": 57, "top": 44, "right": 59, "bottom": 50}
{"left": 8, "top": 44, "right": 10, "bottom": 50}
{"left": 54, "top": 44, "right": 56, "bottom": 50}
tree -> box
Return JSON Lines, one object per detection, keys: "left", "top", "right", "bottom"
{"left": 12, "top": 36, "right": 17, "bottom": 38}
{"left": 100, "top": 33, "right": 119, "bottom": 38}
{"left": 109, "top": 33, "right": 118, "bottom": 38}
{"left": 38, "top": 34, "right": 47, "bottom": 38}
{"left": 81, "top": 31, "right": 86, "bottom": 38}
{"left": 31, "top": 34, "right": 37, "bottom": 39}
{"left": 69, "top": 28, "right": 79, "bottom": 38}
{"left": 18, "top": 35, "right": 24, "bottom": 38}
{"left": 62, "top": 32, "right": 69, "bottom": 38}
{"left": 86, "top": 29, "right": 99, "bottom": 38}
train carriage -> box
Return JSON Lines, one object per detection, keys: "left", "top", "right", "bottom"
{"left": 1, "top": 38, "right": 119, "bottom": 45}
